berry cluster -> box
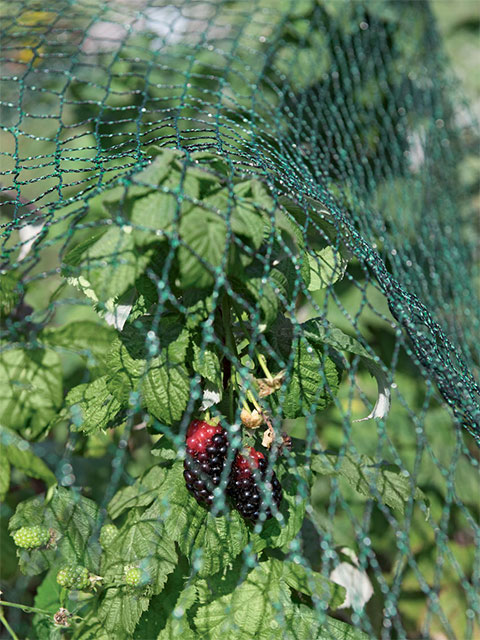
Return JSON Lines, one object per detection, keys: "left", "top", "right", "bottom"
{"left": 184, "top": 420, "right": 282, "bottom": 522}
{"left": 228, "top": 447, "right": 282, "bottom": 522}
{"left": 12, "top": 525, "right": 50, "bottom": 549}
{"left": 99, "top": 524, "right": 118, "bottom": 548}
{"left": 56, "top": 565, "right": 90, "bottom": 590}
{"left": 184, "top": 420, "right": 229, "bottom": 507}
{"left": 124, "top": 566, "right": 142, "bottom": 587}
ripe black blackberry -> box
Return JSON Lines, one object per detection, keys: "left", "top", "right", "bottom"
{"left": 183, "top": 420, "right": 229, "bottom": 507}
{"left": 228, "top": 447, "right": 282, "bottom": 522}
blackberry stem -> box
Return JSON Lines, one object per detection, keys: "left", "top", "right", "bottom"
{"left": 221, "top": 294, "right": 240, "bottom": 422}
{"left": 0, "top": 599, "right": 54, "bottom": 617}
{"left": 257, "top": 353, "right": 272, "bottom": 379}
{"left": 0, "top": 609, "right": 19, "bottom": 640}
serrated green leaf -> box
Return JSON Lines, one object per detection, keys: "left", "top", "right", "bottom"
{"left": 107, "top": 317, "right": 191, "bottom": 424}
{"left": 98, "top": 509, "right": 177, "bottom": 636}
{"left": 132, "top": 149, "right": 183, "bottom": 189}
{"left": 306, "top": 246, "right": 347, "bottom": 291}
{"left": 0, "top": 348, "right": 62, "bottom": 438}
{"left": 108, "top": 465, "right": 166, "bottom": 520}
{"left": 98, "top": 588, "right": 150, "bottom": 638}
{"left": 206, "top": 187, "right": 265, "bottom": 249}
{"left": 321, "top": 616, "right": 371, "bottom": 640}
{"left": 282, "top": 340, "right": 340, "bottom": 419}
{"left": 143, "top": 359, "right": 190, "bottom": 424}
{"left": 40, "top": 321, "right": 115, "bottom": 372}
{"left": 193, "top": 559, "right": 289, "bottom": 640}
{"left": 136, "top": 561, "right": 197, "bottom": 640}
{"left": 9, "top": 487, "right": 101, "bottom": 576}
{"left": 62, "top": 229, "right": 108, "bottom": 268}
{"left": 149, "top": 461, "right": 248, "bottom": 577}
{"left": 301, "top": 319, "right": 372, "bottom": 361}
{"left": 74, "top": 225, "right": 153, "bottom": 301}
{"left": 279, "top": 559, "right": 346, "bottom": 609}
{"left": 61, "top": 376, "right": 123, "bottom": 434}
{"left": 1, "top": 425, "right": 56, "bottom": 488}
{"left": 311, "top": 451, "right": 428, "bottom": 516}
{"left": 131, "top": 191, "right": 179, "bottom": 242}
{"left": 192, "top": 340, "right": 222, "bottom": 386}
{"left": 251, "top": 456, "right": 310, "bottom": 552}
{"left": 178, "top": 207, "right": 227, "bottom": 289}
{"left": 284, "top": 605, "right": 371, "bottom": 640}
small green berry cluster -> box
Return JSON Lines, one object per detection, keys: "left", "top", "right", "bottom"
{"left": 99, "top": 524, "right": 118, "bottom": 548}
{"left": 12, "top": 525, "right": 50, "bottom": 549}
{"left": 124, "top": 566, "right": 142, "bottom": 587}
{"left": 56, "top": 565, "right": 90, "bottom": 590}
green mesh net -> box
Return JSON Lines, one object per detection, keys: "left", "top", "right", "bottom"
{"left": 1, "top": 1, "right": 479, "bottom": 639}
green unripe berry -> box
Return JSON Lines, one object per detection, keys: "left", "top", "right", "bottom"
{"left": 13, "top": 525, "right": 50, "bottom": 549}
{"left": 124, "top": 566, "right": 142, "bottom": 587}
{"left": 56, "top": 565, "right": 90, "bottom": 590}
{"left": 99, "top": 524, "right": 118, "bottom": 548}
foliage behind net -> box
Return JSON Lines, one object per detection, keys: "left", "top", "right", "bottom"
{"left": 1, "top": 1, "right": 479, "bottom": 639}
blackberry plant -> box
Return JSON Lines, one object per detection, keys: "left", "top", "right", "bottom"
{"left": 2, "top": 2, "right": 477, "bottom": 638}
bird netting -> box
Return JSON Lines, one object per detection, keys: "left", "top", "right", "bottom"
{"left": 0, "top": 1, "right": 479, "bottom": 639}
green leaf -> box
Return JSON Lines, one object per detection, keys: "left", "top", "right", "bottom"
{"left": 131, "top": 190, "right": 179, "bottom": 242}
{"left": 230, "top": 275, "right": 279, "bottom": 330}
{"left": 178, "top": 206, "right": 227, "bottom": 289}
{"left": 1, "top": 425, "right": 56, "bottom": 488}
{"left": 251, "top": 455, "right": 310, "bottom": 552}
{"left": 207, "top": 187, "right": 265, "bottom": 249}
{"left": 282, "top": 340, "right": 340, "bottom": 419}
{"left": 108, "top": 465, "right": 165, "bottom": 520}
{"left": 149, "top": 460, "right": 248, "bottom": 577}
{"left": 62, "top": 229, "right": 108, "bottom": 268}
{"left": 33, "top": 569, "right": 64, "bottom": 614}
{"left": 136, "top": 561, "right": 197, "bottom": 640}
{"left": 193, "top": 559, "right": 290, "bottom": 640}
{"left": 306, "top": 246, "right": 347, "bottom": 291}
{"left": 107, "top": 317, "right": 191, "bottom": 424}
{"left": 40, "top": 321, "right": 115, "bottom": 372}
{"left": 321, "top": 616, "right": 371, "bottom": 640}
{"left": 9, "top": 487, "right": 101, "bottom": 576}
{"left": 0, "top": 348, "right": 62, "bottom": 438}
{"left": 311, "top": 451, "right": 428, "bottom": 516}
{"left": 72, "top": 225, "right": 153, "bottom": 301}
{"left": 61, "top": 376, "right": 124, "bottom": 434}
{"left": 98, "top": 509, "right": 177, "bottom": 636}
{"left": 142, "top": 359, "right": 191, "bottom": 424}
{"left": 132, "top": 149, "right": 183, "bottom": 189}
{"left": 284, "top": 605, "right": 371, "bottom": 640}
{"left": 280, "top": 560, "right": 346, "bottom": 609}
{"left": 192, "top": 339, "right": 222, "bottom": 386}
{"left": 301, "top": 319, "right": 372, "bottom": 361}
{"left": 0, "top": 444, "right": 10, "bottom": 501}
{"left": 301, "top": 318, "right": 390, "bottom": 420}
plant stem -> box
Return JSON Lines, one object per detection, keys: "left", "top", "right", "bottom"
{"left": 221, "top": 294, "right": 237, "bottom": 422}
{"left": 0, "top": 600, "right": 52, "bottom": 616}
{"left": 257, "top": 352, "right": 272, "bottom": 379}
{"left": 247, "top": 390, "right": 262, "bottom": 413}
{"left": 0, "top": 609, "right": 19, "bottom": 640}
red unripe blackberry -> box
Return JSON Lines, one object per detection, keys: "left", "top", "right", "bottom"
{"left": 183, "top": 420, "right": 229, "bottom": 507}
{"left": 228, "top": 447, "right": 282, "bottom": 522}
